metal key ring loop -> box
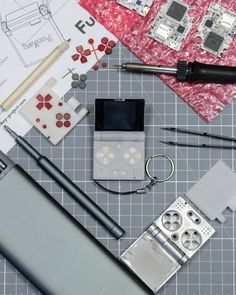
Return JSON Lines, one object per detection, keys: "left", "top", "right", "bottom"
{"left": 145, "top": 154, "right": 175, "bottom": 183}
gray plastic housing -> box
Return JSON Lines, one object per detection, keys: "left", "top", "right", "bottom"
{"left": 0, "top": 152, "right": 149, "bottom": 295}
{"left": 94, "top": 131, "right": 145, "bottom": 180}
{"left": 186, "top": 160, "right": 236, "bottom": 223}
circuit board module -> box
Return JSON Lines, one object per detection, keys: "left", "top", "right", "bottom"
{"left": 149, "top": 0, "right": 192, "bottom": 51}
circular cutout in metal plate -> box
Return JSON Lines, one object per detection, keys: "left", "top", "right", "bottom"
{"left": 162, "top": 210, "right": 182, "bottom": 231}
{"left": 181, "top": 229, "right": 202, "bottom": 250}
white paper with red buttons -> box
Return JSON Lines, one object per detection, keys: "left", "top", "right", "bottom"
{"left": 0, "top": 0, "right": 117, "bottom": 152}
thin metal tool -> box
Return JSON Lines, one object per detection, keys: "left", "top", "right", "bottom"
{"left": 115, "top": 61, "right": 236, "bottom": 84}
{"left": 160, "top": 141, "right": 236, "bottom": 149}
{"left": 161, "top": 127, "right": 236, "bottom": 149}
{"left": 4, "top": 126, "right": 125, "bottom": 239}
{"left": 114, "top": 63, "right": 178, "bottom": 75}
{"left": 161, "top": 127, "right": 236, "bottom": 142}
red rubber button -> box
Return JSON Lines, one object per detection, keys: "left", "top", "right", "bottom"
{"left": 108, "top": 40, "right": 116, "bottom": 48}
{"left": 56, "top": 113, "right": 63, "bottom": 120}
{"left": 72, "top": 54, "right": 79, "bottom": 61}
{"left": 105, "top": 47, "right": 112, "bottom": 55}
{"left": 80, "top": 56, "right": 87, "bottom": 63}
{"left": 64, "top": 121, "right": 71, "bottom": 128}
{"left": 98, "top": 44, "right": 105, "bottom": 51}
{"left": 64, "top": 113, "right": 71, "bottom": 120}
{"left": 56, "top": 121, "right": 63, "bottom": 128}
{"left": 101, "top": 37, "right": 108, "bottom": 44}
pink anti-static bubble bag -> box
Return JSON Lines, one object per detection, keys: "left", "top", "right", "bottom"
{"left": 80, "top": 0, "right": 236, "bottom": 122}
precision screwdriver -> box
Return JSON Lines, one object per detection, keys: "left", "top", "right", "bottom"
{"left": 4, "top": 125, "right": 125, "bottom": 239}
{"left": 114, "top": 61, "right": 236, "bottom": 84}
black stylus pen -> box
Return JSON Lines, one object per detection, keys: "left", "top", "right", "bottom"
{"left": 4, "top": 126, "right": 125, "bottom": 239}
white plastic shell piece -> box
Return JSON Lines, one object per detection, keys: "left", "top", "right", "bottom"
{"left": 20, "top": 79, "right": 88, "bottom": 145}
{"left": 67, "top": 96, "right": 81, "bottom": 110}
{"left": 149, "top": 0, "right": 192, "bottom": 51}
{"left": 197, "top": 3, "right": 236, "bottom": 57}
{"left": 186, "top": 161, "right": 236, "bottom": 223}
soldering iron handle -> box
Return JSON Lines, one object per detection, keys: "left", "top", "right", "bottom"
{"left": 177, "top": 61, "right": 236, "bottom": 83}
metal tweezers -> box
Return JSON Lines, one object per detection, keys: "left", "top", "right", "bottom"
{"left": 161, "top": 127, "right": 236, "bottom": 149}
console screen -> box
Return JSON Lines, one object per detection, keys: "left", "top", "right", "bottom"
{"left": 95, "top": 99, "right": 145, "bottom": 131}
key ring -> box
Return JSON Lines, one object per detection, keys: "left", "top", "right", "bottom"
{"left": 145, "top": 154, "right": 175, "bottom": 183}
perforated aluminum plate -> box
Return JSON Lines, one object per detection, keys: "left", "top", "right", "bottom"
{"left": 154, "top": 197, "right": 215, "bottom": 258}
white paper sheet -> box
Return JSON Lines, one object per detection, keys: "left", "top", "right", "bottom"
{"left": 0, "top": 0, "right": 117, "bottom": 153}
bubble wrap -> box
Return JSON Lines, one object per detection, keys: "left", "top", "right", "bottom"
{"left": 80, "top": 0, "right": 236, "bottom": 122}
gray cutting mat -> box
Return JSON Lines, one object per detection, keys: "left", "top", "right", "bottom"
{"left": 0, "top": 41, "right": 236, "bottom": 295}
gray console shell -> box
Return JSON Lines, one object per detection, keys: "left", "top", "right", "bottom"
{"left": 0, "top": 152, "right": 149, "bottom": 295}
{"left": 94, "top": 131, "right": 145, "bottom": 180}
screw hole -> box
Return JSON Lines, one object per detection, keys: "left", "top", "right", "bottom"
{"left": 171, "top": 234, "right": 178, "bottom": 241}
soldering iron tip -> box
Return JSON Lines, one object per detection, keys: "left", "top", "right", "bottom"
{"left": 113, "top": 64, "right": 123, "bottom": 69}
{"left": 4, "top": 125, "right": 18, "bottom": 139}
{"left": 160, "top": 127, "right": 175, "bottom": 131}
{"left": 160, "top": 141, "right": 173, "bottom": 145}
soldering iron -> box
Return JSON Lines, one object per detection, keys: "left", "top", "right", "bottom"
{"left": 115, "top": 61, "right": 236, "bottom": 84}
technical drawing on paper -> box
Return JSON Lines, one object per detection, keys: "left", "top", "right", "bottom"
{"left": 0, "top": 0, "right": 65, "bottom": 67}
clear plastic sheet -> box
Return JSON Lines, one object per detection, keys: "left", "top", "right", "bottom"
{"left": 80, "top": 0, "right": 236, "bottom": 122}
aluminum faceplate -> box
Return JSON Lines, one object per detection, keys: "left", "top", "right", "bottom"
{"left": 154, "top": 197, "right": 215, "bottom": 258}
{"left": 121, "top": 197, "right": 215, "bottom": 294}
